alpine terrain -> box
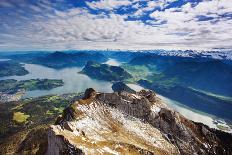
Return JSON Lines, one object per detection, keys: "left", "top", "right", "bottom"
{"left": 45, "top": 88, "right": 232, "bottom": 155}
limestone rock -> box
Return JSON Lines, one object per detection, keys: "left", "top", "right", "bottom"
{"left": 47, "top": 88, "right": 232, "bottom": 155}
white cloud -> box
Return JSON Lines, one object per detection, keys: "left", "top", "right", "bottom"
{"left": 86, "top": 0, "right": 132, "bottom": 10}
{"left": 148, "top": 0, "right": 232, "bottom": 49}
{"left": 146, "top": 0, "right": 176, "bottom": 10}
{"left": 0, "top": 1, "right": 14, "bottom": 8}
{"left": 0, "top": 0, "right": 232, "bottom": 51}
{"left": 129, "top": 0, "right": 178, "bottom": 18}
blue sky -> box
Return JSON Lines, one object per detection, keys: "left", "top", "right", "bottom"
{"left": 0, "top": 0, "right": 232, "bottom": 51}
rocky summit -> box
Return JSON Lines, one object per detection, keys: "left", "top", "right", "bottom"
{"left": 46, "top": 88, "right": 232, "bottom": 155}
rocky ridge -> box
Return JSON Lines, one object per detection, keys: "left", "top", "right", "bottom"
{"left": 47, "top": 88, "right": 232, "bottom": 155}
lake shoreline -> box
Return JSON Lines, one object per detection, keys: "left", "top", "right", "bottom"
{"left": 0, "top": 59, "right": 231, "bottom": 133}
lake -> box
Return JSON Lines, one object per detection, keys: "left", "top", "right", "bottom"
{"left": 0, "top": 63, "right": 113, "bottom": 98}
{"left": 0, "top": 58, "right": 11, "bottom": 61}
{"left": 0, "top": 58, "right": 123, "bottom": 98}
{"left": 0, "top": 59, "right": 231, "bottom": 132}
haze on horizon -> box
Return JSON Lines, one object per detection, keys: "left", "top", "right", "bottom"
{"left": 0, "top": 0, "right": 232, "bottom": 51}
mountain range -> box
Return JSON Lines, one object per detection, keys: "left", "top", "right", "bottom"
{"left": 10, "top": 88, "right": 232, "bottom": 155}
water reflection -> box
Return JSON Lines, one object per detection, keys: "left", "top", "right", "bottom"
{"left": 0, "top": 58, "right": 11, "bottom": 61}
{"left": 104, "top": 58, "right": 121, "bottom": 66}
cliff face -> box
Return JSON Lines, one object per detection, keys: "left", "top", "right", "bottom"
{"left": 47, "top": 88, "right": 232, "bottom": 155}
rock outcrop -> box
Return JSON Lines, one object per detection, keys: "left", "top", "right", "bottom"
{"left": 47, "top": 88, "right": 232, "bottom": 155}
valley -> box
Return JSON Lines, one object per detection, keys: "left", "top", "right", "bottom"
{"left": 0, "top": 50, "right": 232, "bottom": 154}
{"left": 1, "top": 0, "right": 232, "bottom": 154}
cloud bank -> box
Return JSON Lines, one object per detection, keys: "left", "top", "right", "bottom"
{"left": 0, "top": 0, "right": 231, "bottom": 51}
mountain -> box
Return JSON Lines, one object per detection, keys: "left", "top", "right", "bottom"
{"left": 0, "top": 51, "right": 48, "bottom": 62}
{"left": 138, "top": 79, "right": 232, "bottom": 120}
{"left": 32, "top": 51, "right": 108, "bottom": 68}
{"left": 48, "top": 88, "right": 232, "bottom": 154}
{"left": 81, "top": 61, "right": 132, "bottom": 81}
{"left": 0, "top": 61, "right": 29, "bottom": 77}
{"left": 161, "top": 60, "right": 232, "bottom": 96}
{"left": 131, "top": 50, "right": 232, "bottom": 61}
{"left": 130, "top": 55, "right": 232, "bottom": 96}
{"left": 1, "top": 88, "right": 232, "bottom": 154}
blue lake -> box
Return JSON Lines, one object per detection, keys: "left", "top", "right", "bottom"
{"left": 0, "top": 58, "right": 231, "bottom": 132}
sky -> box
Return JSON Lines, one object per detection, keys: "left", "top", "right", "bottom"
{"left": 0, "top": 0, "right": 232, "bottom": 51}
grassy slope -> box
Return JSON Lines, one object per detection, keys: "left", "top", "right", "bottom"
{"left": 0, "top": 79, "right": 64, "bottom": 94}
{"left": 120, "top": 64, "right": 150, "bottom": 82}
{"left": 13, "top": 112, "right": 30, "bottom": 123}
{"left": 0, "top": 93, "right": 82, "bottom": 154}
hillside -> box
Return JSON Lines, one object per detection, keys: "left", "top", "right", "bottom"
{"left": 81, "top": 61, "right": 132, "bottom": 81}
{"left": 129, "top": 55, "right": 232, "bottom": 96}
{"left": 138, "top": 79, "right": 232, "bottom": 120}
{"left": 1, "top": 88, "right": 231, "bottom": 154}
{"left": 0, "top": 93, "right": 81, "bottom": 155}
{"left": 48, "top": 88, "right": 232, "bottom": 154}
{"left": 0, "top": 61, "right": 29, "bottom": 77}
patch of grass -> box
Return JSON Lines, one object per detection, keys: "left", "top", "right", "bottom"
{"left": 46, "top": 110, "right": 54, "bottom": 115}
{"left": 146, "top": 73, "right": 179, "bottom": 89}
{"left": 121, "top": 64, "right": 150, "bottom": 82}
{"left": 53, "top": 107, "right": 64, "bottom": 113}
{"left": 11, "top": 104, "right": 23, "bottom": 110}
{"left": 0, "top": 93, "right": 82, "bottom": 145}
{"left": 121, "top": 63, "right": 180, "bottom": 89}
{"left": 13, "top": 112, "right": 30, "bottom": 123}
{"left": 47, "top": 96, "right": 60, "bottom": 102}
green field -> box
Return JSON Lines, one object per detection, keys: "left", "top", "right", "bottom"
{"left": 0, "top": 93, "right": 81, "bottom": 146}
